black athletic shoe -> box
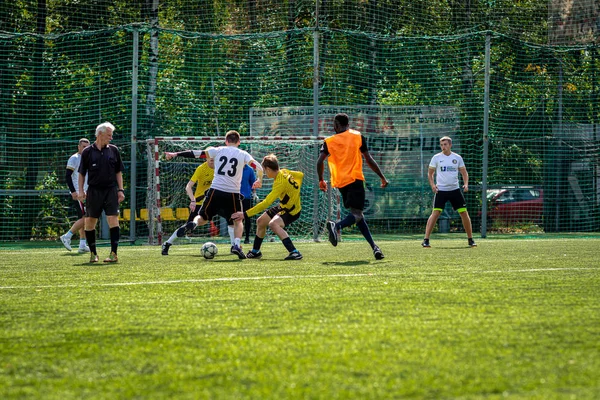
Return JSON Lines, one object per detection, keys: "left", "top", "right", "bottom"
{"left": 422, "top": 239, "right": 431, "bottom": 248}
{"left": 468, "top": 238, "right": 477, "bottom": 247}
{"left": 373, "top": 246, "right": 384, "bottom": 260}
{"left": 246, "top": 250, "right": 262, "bottom": 259}
{"left": 284, "top": 251, "right": 303, "bottom": 260}
{"left": 326, "top": 221, "right": 338, "bottom": 247}
{"left": 231, "top": 245, "right": 246, "bottom": 259}
{"left": 161, "top": 242, "right": 171, "bottom": 256}
{"left": 230, "top": 245, "right": 243, "bottom": 255}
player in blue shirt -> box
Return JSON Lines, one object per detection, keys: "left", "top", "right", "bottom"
{"left": 240, "top": 165, "right": 256, "bottom": 244}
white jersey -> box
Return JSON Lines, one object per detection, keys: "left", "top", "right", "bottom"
{"left": 207, "top": 146, "right": 254, "bottom": 193}
{"left": 429, "top": 152, "right": 465, "bottom": 191}
{"left": 66, "top": 152, "right": 88, "bottom": 192}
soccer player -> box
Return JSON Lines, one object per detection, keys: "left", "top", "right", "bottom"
{"left": 422, "top": 136, "right": 476, "bottom": 248}
{"left": 240, "top": 164, "right": 256, "bottom": 244}
{"left": 60, "top": 138, "right": 91, "bottom": 253}
{"left": 161, "top": 155, "right": 215, "bottom": 255}
{"left": 78, "top": 122, "right": 125, "bottom": 263}
{"left": 231, "top": 154, "right": 303, "bottom": 260}
{"left": 184, "top": 130, "right": 263, "bottom": 259}
{"left": 164, "top": 148, "right": 247, "bottom": 254}
{"left": 316, "top": 113, "right": 389, "bottom": 260}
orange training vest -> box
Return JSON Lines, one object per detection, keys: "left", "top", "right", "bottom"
{"left": 324, "top": 129, "right": 365, "bottom": 188}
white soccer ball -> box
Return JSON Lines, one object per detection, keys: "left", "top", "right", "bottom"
{"left": 201, "top": 241, "right": 218, "bottom": 259}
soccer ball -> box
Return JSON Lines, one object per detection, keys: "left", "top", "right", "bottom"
{"left": 201, "top": 242, "right": 218, "bottom": 259}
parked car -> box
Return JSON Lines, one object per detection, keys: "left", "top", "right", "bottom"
{"left": 486, "top": 187, "right": 543, "bottom": 224}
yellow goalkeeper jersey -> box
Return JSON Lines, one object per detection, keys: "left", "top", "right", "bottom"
{"left": 246, "top": 169, "right": 303, "bottom": 217}
{"left": 190, "top": 162, "right": 214, "bottom": 199}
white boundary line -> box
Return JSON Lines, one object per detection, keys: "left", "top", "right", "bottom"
{"left": 0, "top": 268, "right": 595, "bottom": 290}
{"left": 0, "top": 273, "right": 373, "bottom": 290}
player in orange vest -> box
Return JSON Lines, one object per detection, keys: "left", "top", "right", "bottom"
{"left": 317, "top": 113, "right": 389, "bottom": 260}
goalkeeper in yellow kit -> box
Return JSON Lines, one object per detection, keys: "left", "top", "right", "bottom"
{"left": 232, "top": 154, "right": 303, "bottom": 260}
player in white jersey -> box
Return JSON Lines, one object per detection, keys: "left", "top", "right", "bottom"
{"left": 60, "top": 138, "right": 91, "bottom": 253}
{"left": 184, "top": 130, "right": 263, "bottom": 259}
{"left": 422, "top": 136, "right": 476, "bottom": 248}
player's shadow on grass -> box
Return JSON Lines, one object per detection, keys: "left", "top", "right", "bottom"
{"left": 61, "top": 253, "right": 86, "bottom": 257}
{"left": 428, "top": 246, "right": 476, "bottom": 250}
{"left": 76, "top": 262, "right": 113, "bottom": 266}
{"left": 321, "top": 260, "right": 371, "bottom": 266}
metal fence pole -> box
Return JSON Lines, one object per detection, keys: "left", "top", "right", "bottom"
{"left": 130, "top": 27, "right": 139, "bottom": 243}
{"left": 480, "top": 32, "right": 491, "bottom": 238}
{"left": 311, "top": 0, "right": 322, "bottom": 241}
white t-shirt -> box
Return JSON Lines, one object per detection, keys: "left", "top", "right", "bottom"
{"left": 207, "top": 146, "right": 254, "bottom": 193}
{"left": 66, "top": 152, "right": 88, "bottom": 193}
{"left": 429, "top": 152, "right": 465, "bottom": 191}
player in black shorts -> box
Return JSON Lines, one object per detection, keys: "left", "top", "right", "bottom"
{"left": 78, "top": 122, "right": 125, "bottom": 263}
{"left": 185, "top": 131, "right": 264, "bottom": 259}
{"left": 423, "top": 136, "right": 476, "bottom": 248}
{"left": 60, "top": 138, "right": 91, "bottom": 253}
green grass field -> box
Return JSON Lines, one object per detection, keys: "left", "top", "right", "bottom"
{"left": 1, "top": 237, "right": 599, "bottom": 399}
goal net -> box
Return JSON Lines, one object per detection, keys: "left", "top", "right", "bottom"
{"left": 145, "top": 137, "right": 338, "bottom": 245}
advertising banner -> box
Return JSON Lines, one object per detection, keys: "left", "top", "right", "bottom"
{"left": 250, "top": 106, "right": 460, "bottom": 219}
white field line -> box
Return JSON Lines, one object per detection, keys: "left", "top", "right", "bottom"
{"left": 0, "top": 273, "right": 373, "bottom": 290}
{"left": 0, "top": 267, "right": 596, "bottom": 290}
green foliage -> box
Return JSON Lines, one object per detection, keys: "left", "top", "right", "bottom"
{"left": 0, "top": 174, "right": 26, "bottom": 241}
{"left": 31, "top": 171, "right": 69, "bottom": 240}
{"left": 1, "top": 238, "right": 599, "bottom": 398}
{"left": 1, "top": 1, "right": 599, "bottom": 241}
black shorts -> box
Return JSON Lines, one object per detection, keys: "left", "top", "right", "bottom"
{"left": 86, "top": 186, "right": 119, "bottom": 219}
{"left": 338, "top": 180, "right": 366, "bottom": 211}
{"left": 265, "top": 206, "right": 301, "bottom": 227}
{"left": 71, "top": 198, "right": 86, "bottom": 219}
{"left": 187, "top": 195, "right": 205, "bottom": 223}
{"left": 433, "top": 189, "right": 467, "bottom": 212}
{"left": 198, "top": 188, "right": 243, "bottom": 225}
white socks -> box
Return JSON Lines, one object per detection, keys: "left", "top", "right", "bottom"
{"left": 228, "top": 226, "right": 235, "bottom": 246}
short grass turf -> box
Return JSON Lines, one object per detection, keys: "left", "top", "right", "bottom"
{"left": 1, "top": 237, "right": 599, "bottom": 399}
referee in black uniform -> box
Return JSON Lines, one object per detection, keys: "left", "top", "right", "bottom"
{"left": 78, "top": 122, "right": 125, "bottom": 263}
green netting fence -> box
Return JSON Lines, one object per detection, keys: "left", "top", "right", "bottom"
{"left": 0, "top": 1, "right": 598, "bottom": 243}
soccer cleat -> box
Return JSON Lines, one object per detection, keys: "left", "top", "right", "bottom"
{"left": 60, "top": 234, "right": 72, "bottom": 251}
{"left": 231, "top": 245, "right": 246, "bottom": 259}
{"left": 246, "top": 250, "right": 263, "bottom": 259}
{"left": 373, "top": 246, "right": 384, "bottom": 260}
{"left": 161, "top": 242, "right": 171, "bottom": 256}
{"left": 421, "top": 239, "right": 431, "bottom": 248}
{"left": 103, "top": 252, "right": 119, "bottom": 263}
{"left": 89, "top": 253, "right": 99, "bottom": 263}
{"left": 77, "top": 245, "right": 90, "bottom": 254}
{"left": 284, "top": 251, "right": 303, "bottom": 260}
{"left": 326, "top": 221, "right": 338, "bottom": 247}
{"left": 244, "top": 238, "right": 250, "bottom": 244}
{"left": 468, "top": 238, "right": 477, "bottom": 247}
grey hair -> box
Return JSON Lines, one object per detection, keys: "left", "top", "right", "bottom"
{"left": 95, "top": 122, "right": 115, "bottom": 137}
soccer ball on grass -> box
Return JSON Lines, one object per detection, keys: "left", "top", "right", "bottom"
{"left": 201, "top": 242, "right": 218, "bottom": 259}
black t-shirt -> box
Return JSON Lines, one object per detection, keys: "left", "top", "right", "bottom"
{"left": 79, "top": 143, "right": 124, "bottom": 189}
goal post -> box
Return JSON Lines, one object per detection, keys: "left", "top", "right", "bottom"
{"left": 145, "top": 136, "right": 337, "bottom": 245}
